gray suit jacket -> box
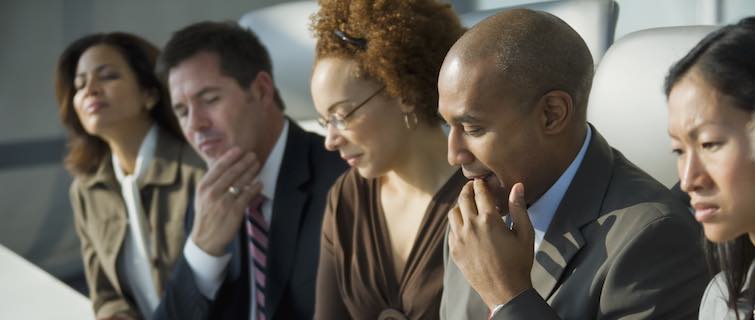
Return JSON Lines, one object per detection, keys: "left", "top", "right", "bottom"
{"left": 440, "top": 127, "right": 709, "bottom": 319}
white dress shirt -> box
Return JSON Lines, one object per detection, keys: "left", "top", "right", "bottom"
{"left": 184, "top": 120, "right": 289, "bottom": 320}
{"left": 112, "top": 124, "right": 159, "bottom": 319}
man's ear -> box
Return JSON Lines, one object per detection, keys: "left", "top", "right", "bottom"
{"left": 538, "top": 90, "right": 573, "bottom": 135}
{"left": 248, "top": 71, "right": 276, "bottom": 106}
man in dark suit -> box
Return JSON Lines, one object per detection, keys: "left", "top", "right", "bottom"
{"left": 153, "top": 21, "right": 346, "bottom": 319}
{"left": 437, "top": 9, "right": 708, "bottom": 319}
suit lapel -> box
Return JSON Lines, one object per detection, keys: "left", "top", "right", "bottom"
{"left": 532, "top": 126, "right": 614, "bottom": 300}
{"left": 267, "top": 122, "right": 311, "bottom": 314}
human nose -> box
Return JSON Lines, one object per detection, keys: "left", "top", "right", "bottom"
{"left": 323, "top": 123, "right": 344, "bottom": 151}
{"left": 81, "top": 77, "right": 102, "bottom": 97}
{"left": 447, "top": 127, "right": 474, "bottom": 166}
{"left": 186, "top": 105, "right": 210, "bottom": 133}
{"left": 679, "top": 151, "right": 709, "bottom": 193}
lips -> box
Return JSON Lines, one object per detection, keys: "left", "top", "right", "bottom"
{"left": 85, "top": 101, "right": 107, "bottom": 114}
{"left": 461, "top": 166, "right": 495, "bottom": 181}
{"left": 463, "top": 171, "right": 493, "bottom": 180}
{"left": 461, "top": 167, "right": 507, "bottom": 210}
{"left": 197, "top": 137, "right": 224, "bottom": 156}
{"left": 462, "top": 166, "right": 504, "bottom": 188}
{"left": 692, "top": 202, "right": 719, "bottom": 223}
{"left": 341, "top": 153, "right": 363, "bottom": 167}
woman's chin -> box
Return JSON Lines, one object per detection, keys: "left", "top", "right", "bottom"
{"left": 355, "top": 163, "right": 386, "bottom": 180}
{"left": 703, "top": 224, "right": 742, "bottom": 244}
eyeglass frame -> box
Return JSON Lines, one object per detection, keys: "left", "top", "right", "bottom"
{"left": 317, "top": 85, "right": 386, "bottom": 130}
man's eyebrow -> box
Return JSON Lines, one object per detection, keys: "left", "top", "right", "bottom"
{"left": 194, "top": 87, "right": 220, "bottom": 98}
{"left": 172, "top": 87, "right": 220, "bottom": 110}
{"left": 450, "top": 113, "right": 483, "bottom": 124}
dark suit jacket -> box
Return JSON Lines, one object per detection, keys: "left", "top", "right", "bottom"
{"left": 440, "top": 126, "right": 709, "bottom": 319}
{"left": 154, "top": 121, "right": 347, "bottom": 320}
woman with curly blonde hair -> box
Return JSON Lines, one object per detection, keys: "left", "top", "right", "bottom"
{"left": 310, "top": 0, "right": 465, "bottom": 318}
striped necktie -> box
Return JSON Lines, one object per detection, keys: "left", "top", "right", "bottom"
{"left": 245, "top": 195, "right": 268, "bottom": 320}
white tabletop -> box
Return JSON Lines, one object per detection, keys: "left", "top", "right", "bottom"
{"left": 0, "top": 244, "right": 93, "bottom": 319}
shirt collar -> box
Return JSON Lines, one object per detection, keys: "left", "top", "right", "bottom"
{"left": 528, "top": 125, "right": 592, "bottom": 246}
{"left": 113, "top": 124, "right": 158, "bottom": 183}
{"left": 258, "top": 119, "right": 289, "bottom": 201}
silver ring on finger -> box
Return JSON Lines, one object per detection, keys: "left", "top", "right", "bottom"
{"left": 227, "top": 186, "right": 241, "bottom": 197}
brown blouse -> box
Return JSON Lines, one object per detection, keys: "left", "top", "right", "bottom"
{"left": 315, "top": 168, "right": 466, "bottom": 320}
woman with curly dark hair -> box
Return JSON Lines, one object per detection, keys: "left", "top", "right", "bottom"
{"left": 55, "top": 33, "right": 204, "bottom": 319}
{"left": 309, "top": 0, "right": 465, "bottom": 318}
{"left": 666, "top": 17, "right": 755, "bottom": 319}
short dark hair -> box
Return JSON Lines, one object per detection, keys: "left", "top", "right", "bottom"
{"left": 452, "top": 9, "right": 594, "bottom": 119}
{"left": 665, "top": 17, "right": 755, "bottom": 113}
{"left": 158, "top": 21, "right": 285, "bottom": 110}
{"left": 665, "top": 17, "right": 755, "bottom": 314}
{"left": 55, "top": 32, "right": 183, "bottom": 175}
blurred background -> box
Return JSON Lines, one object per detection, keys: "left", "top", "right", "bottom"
{"left": 1, "top": 0, "right": 754, "bottom": 297}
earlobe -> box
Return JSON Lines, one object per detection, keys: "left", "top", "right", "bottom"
{"left": 144, "top": 89, "right": 158, "bottom": 111}
{"left": 541, "top": 90, "right": 572, "bottom": 133}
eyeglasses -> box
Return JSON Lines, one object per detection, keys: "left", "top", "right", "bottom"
{"left": 317, "top": 85, "right": 385, "bottom": 130}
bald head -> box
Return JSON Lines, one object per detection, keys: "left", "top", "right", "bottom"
{"left": 448, "top": 9, "right": 594, "bottom": 117}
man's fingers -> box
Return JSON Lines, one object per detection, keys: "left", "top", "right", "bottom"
{"left": 209, "top": 152, "right": 258, "bottom": 198}
{"left": 457, "top": 181, "right": 478, "bottom": 226}
{"left": 234, "top": 158, "right": 262, "bottom": 195}
{"left": 447, "top": 226, "right": 457, "bottom": 257}
{"left": 472, "top": 179, "right": 498, "bottom": 218}
{"left": 201, "top": 147, "right": 242, "bottom": 186}
{"left": 448, "top": 206, "right": 462, "bottom": 236}
{"left": 232, "top": 179, "right": 263, "bottom": 214}
{"left": 508, "top": 183, "right": 534, "bottom": 242}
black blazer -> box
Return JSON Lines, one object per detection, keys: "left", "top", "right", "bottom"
{"left": 154, "top": 121, "right": 347, "bottom": 320}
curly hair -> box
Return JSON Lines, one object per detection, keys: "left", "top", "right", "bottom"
{"left": 311, "top": 0, "right": 465, "bottom": 124}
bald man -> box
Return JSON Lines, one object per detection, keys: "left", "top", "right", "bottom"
{"left": 438, "top": 9, "right": 708, "bottom": 319}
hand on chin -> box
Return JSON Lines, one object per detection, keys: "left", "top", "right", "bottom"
{"left": 203, "top": 145, "right": 233, "bottom": 167}
{"left": 481, "top": 174, "right": 507, "bottom": 214}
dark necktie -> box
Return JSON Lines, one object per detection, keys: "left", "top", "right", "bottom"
{"left": 245, "top": 195, "right": 268, "bottom": 320}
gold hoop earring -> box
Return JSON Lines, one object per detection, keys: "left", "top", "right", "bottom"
{"left": 403, "top": 112, "right": 418, "bottom": 130}
{"left": 146, "top": 101, "right": 156, "bottom": 112}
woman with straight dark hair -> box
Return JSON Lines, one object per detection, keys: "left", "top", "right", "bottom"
{"left": 56, "top": 33, "right": 204, "bottom": 319}
{"left": 666, "top": 17, "right": 755, "bottom": 319}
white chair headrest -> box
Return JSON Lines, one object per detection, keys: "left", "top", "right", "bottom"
{"left": 587, "top": 25, "right": 718, "bottom": 187}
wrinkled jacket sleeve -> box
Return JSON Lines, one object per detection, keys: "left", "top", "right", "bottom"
{"left": 70, "top": 182, "right": 137, "bottom": 319}
{"left": 152, "top": 202, "right": 213, "bottom": 320}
